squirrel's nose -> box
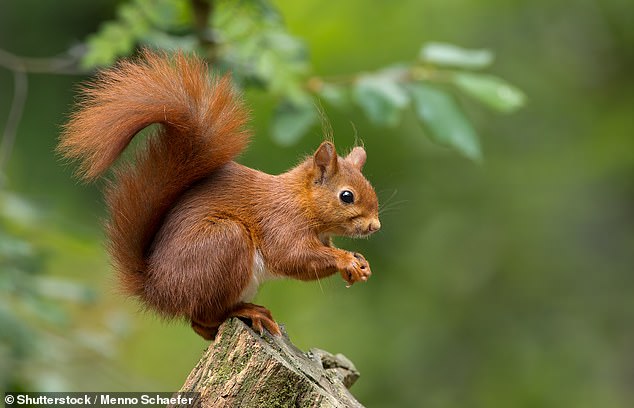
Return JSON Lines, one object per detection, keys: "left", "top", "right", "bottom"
{"left": 368, "top": 219, "right": 381, "bottom": 233}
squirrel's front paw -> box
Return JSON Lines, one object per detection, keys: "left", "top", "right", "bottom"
{"left": 339, "top": 252, "right": 372, "bottom": 287}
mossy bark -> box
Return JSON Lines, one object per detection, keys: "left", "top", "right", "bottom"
{"left": 174, "top": 318, "right": 364, "bottom": 408}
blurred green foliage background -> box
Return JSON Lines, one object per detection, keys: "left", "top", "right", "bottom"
{"left": 1, "top": 0, "right": 633, "bottom": 407}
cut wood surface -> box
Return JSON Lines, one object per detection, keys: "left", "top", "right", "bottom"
{"left": 174, "top": 318, "right": 365, "bottom": 408}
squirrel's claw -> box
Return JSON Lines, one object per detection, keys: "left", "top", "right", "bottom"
{"left": 341, "top": 252, "right": 372, "bottom": 287}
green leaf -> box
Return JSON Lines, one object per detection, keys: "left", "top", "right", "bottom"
{"left": 0, "top": 305, "right": 32, "bottom": 355}
{"left": 255, "top": 49, "right": 277, "bottom": 82}
{"left": 317, "top": 83, "right": 349, "bottom": 108}
{"left": 420, "top": 42, "right": 493, "bottom": 69}
{"left": 140, "top": 31, "right": 198, "bottom": 52}
{"left": 408, "top": 83, "right": 482, "bottom": 161}
{"left": 118, "top": 3, "right": 151, "bottom": 37}
{"left": 271, "top": 101, "right": 317, "bottom": 146}
{"left": 1, "top": 192, "right": 39, "bottom": 227}
{"left": 353, "top": 75, "right": 409, "bottom": 127}
{"left": 452, "top": 72, "right": 526, "bottom": 113}
{"left": 34, "top": 277, "right": 96, "bottom": 304}
{"left": 81, "top": 22, "right": 135, "bottom": 68}
{"left": 0, "top": 234, "right": 33, "bottom": 260}
{"left": 23, "top": 296, "right": 69, "bottom": 325}
{"left": 136, "top": 0, "right": 193, "bottom": 30}
{"left": 264, "top": 32, "right": 308, "bottom": 62}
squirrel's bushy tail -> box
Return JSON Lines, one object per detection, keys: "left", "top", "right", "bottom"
{"left": 59, "top": 49, "right": 250, "bottom": 296}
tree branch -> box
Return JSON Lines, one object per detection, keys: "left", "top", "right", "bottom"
{"left": 0, "top": 48, "right": 83, "bottom": 75}
{"left": 190, "top": 0, "right": 218, "bottom": 63}
{"left": 0, "top": 48, "right": 85, "bottom": 172}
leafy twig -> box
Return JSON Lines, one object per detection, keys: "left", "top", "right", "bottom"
{"left": 306, "top": 63, "right": 449, "bottom": 92}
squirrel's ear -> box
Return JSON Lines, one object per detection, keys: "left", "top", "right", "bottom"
{"left": 346, "top": 146, "right": 366, "bottom": 170}
{"left": 313, "top": 141, "right": 338, "bottom": 182}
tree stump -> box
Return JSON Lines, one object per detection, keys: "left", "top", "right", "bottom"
{"left": 175, "top": 318, "right": 365, "bottom": 407}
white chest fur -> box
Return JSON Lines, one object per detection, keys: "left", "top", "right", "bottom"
{"left": 239, "top": 250, "right": 280, "bottom": 302}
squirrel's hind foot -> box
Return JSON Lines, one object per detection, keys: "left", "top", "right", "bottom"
{"left": 229, "top": 302, "right": 281, "bottom": 336}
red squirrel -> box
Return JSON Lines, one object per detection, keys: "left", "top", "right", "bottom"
{"left": 58, "top": 49, "right": 380, "bottom": 340}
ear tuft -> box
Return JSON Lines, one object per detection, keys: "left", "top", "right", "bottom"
{"left": 346, "top": 146, "right": 367, "bottom": 170}
{"left": 313, "top": 141, "right": 338, "bottom": 182}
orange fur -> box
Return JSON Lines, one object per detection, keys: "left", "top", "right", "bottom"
{"left": 59, "top": 49, "right": 380, "bottom": 340}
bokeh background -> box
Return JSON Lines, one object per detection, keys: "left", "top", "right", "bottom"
{"left": 1, "top": 0, "right": 633, "bottom": 407}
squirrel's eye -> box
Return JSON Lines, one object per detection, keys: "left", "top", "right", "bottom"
{"left": 339, "top": 190, "right": 355, "bottom": 204}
